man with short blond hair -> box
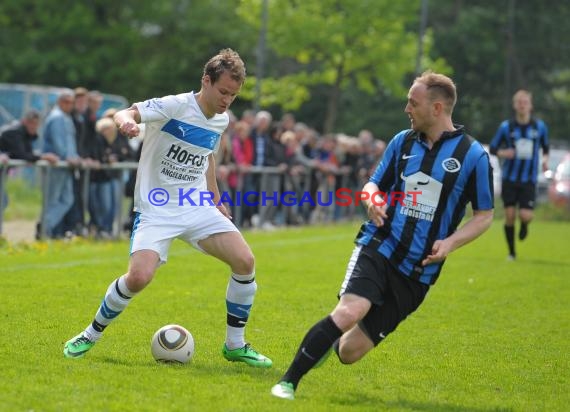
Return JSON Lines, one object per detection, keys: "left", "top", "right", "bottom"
{"left": 63, "top": 49, "right": 272, "bottom": 369}
{"left": 271, "top": 71, "right": 494, "bottom": 400}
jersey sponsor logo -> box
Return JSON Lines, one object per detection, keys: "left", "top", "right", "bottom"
{"left": 442, "top": 157, "right": 461, "bottom": 173}
{"left": 402, "top": 154, "right": 417, "bottom": 160}
{"left": 400, "top": 171, "right": 442, "bottom": 222}
{"left": 166, "top": 144, "right": 207, "bottom": 167}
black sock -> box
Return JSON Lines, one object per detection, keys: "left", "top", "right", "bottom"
{"left": 281, "top": 315, "right": 343, "bottom": 389}
{"left": 504, "top": 225, "right": 515, "bottom": 256}
{"left": 519, "top": 222, "right": 528, "bottom": 240}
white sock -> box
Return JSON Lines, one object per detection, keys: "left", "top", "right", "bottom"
{"left": 85, "top": 275, "right": 136, "bottom": 341}
{"left": 225, "top": 272, "right": 256, "bottom": 350}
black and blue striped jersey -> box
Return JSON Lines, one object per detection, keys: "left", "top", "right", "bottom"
{"left": 489, "top": 119, "right": 549, "bottom": 184}
{"left": 356, "top": 126, "right": 494, "bottom": 285}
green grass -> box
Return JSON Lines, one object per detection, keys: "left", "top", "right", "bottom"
{"left": 2, "top": 175, "right": 42, "bottom": 220}
{"left": 0, "top": 221, "right": 568, "bottom": 411}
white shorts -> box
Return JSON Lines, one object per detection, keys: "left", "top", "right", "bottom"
{"left": 130, "top": 207, "right": 238, "bottom": 263}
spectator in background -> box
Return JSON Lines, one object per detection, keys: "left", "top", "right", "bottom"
{"left": 215, "top": 110, "right": 236, "bottom": 213}
{"left": 87, "top": 117, "right": 134, "bottom": 238}
{"left": 86, "top": 91, "right": 103, "bottom": 142}
{"left": 102, "top": 108, "right": 118, "bottom": 119}
{"left": 356, "top": 129, "right": 378, "bottom": 186}
{"left": 250, "top": 110, "right": 273, "bottom": 228}
{"left": 41, "top": 89, "right": 81, "bottom": 239}
{"left": 0, "top": 110, "right": 58, "bottom": 212}
{"left": 72, "top": 87, "right": 89, "bottom": 154}
{"left": 240, "top": 109, "right": 256, "bottom": 128}
{"left": 279, "top": 112, "right": 296, "bottom": 134}
{"left": 260, "top": 124, "right": 288, "bottom": 228}
{"left": 231, "top": 120, "right": 255, "bottom": 227}
{"left": 489, "top": 89, "right": 549, "bottom": 260}
{"left": 281, "top": 130, "right": 309, "bottom": 225}
{"left": 59, "top": 87, "right": 90, "bottom": 237}
{"left": 311, "top": 134, "right": 340, "bottom": 222}
{"left": 0, "top": 110, "right": 58, "bottom": 164}
{"left": 102, "top": 117, "right": 134, "bottom": 236}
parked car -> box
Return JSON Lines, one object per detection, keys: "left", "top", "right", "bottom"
{"left": 548, "top": 154, "right": 570, "bottom": 208}
{"left": 537, "top": 148, "right": 569, "bottom": 203}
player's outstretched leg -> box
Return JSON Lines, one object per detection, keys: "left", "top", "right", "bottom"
{"left": 222, "top": 272, "right": 272, "bottom": 368}
{"left": 271, "top": 316, "right": 343, "bottom": 400}
{"left": 64, "top": 275, "right": 136, "bottom": 358}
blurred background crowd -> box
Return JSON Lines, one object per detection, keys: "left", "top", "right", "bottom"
{"left": 0, "top": 86, "right": 391, "bottom": 240}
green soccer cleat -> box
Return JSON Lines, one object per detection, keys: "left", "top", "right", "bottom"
{"left": 222, "top": 343, "right": 272, "bottom": 368}
{"left": 271, "top": 382, "right": 295, "bottom": 400}
{"left": 63, "top": 333, "right": 95, "bottom": 359}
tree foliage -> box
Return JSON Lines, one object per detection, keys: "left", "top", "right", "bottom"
{"left": 429, "top": 0, "right": 570, "bottom": 143}
{"left": 0, "top": 0, "right": 567, "bottom": 143}
{"left": 238, "top": 0, "right": 450, "bottom": 133}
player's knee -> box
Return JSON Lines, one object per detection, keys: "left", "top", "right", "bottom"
{"left": 126, "top": 267, "right": 154, "bottom": 292}
{"left": 331, "top": 306, "right": 362, "bottom": 331}
{"left": 232, "top": 252, "right": 255, "bottom": 275}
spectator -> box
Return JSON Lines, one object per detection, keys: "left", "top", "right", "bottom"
{"left": 59, "top": 87, "right": 90, "bottom": 237}
{"left": 250, "top": 110, "right": 273, "bottom": 228}
{"left": 40, "top": 89, "right": 81, "bottom": 239}
{"left": 231, "top": 120, "right": 255, "bottom": 227}
{"left": 0, "top": 110, "right": 58, "bottom": 164}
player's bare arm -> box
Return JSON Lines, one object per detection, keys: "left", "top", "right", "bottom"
{"left": 422, "top": 209, "right": 494, "bottom": 266}
{"left": 114, "top": 105, "right": 142, "bottom": 138}
{"left": 361, "top": 181, "right": 388, "bottom": 227}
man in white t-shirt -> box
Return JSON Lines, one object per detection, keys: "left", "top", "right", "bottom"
{"left": 63, "top": 49, "right": 272, "bottom": 368}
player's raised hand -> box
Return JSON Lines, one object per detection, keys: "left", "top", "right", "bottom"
{"left": 119, "top": 121, "right": 140, "bottom": 138}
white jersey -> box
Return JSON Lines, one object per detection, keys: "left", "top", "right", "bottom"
{"left": 133, "top": 92, "right": 228, "bottom": 216}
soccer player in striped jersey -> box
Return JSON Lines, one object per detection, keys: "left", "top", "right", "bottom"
{"left": 271, "top": 71, "right": 494, "bottom": 400}
{"left": 63, "top": 49, "right": 272, "bottom": 368}
{"left": 489, "top": 90, "right": 549, "bottom": 260}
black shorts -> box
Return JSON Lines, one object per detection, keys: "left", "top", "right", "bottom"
{"left": 501, "top": 180, "right": 536, "bottom": 209}
{"left": 339, "top": 245, "right": 429, "bottom": 346}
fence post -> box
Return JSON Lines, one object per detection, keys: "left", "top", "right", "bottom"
{"left": 0, "top": 165, "right": 7, "bottom": 235}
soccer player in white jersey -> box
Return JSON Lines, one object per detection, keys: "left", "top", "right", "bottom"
{"left": 63, "top": 48, "right": 272, "bottom": 368}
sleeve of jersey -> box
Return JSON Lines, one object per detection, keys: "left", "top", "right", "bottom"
{"left": 488, "top": 121, "right": 508, "bottom": 155}
{"left": 368, "top": 133, "right": 401, "bottom": 191}
{"left": 469, "top": 152, "right": 494, "bottom": 211}
{"left": 136, "top": 95, "right": 182, "bottom": 123}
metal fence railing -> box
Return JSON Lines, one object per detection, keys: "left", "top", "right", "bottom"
{"left": 1, "top": 160, "right": 360, "bottom": 240}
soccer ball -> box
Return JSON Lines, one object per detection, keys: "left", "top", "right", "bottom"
{"left": 151, "top": 324, "right": 195, "bottom": 364}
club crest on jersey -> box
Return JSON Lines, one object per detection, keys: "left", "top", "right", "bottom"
{"left": 442, "top": 158, "right": 461, "bottom": 173}
{"left": 145, "top": 98, "right": 164, "bottom": 110}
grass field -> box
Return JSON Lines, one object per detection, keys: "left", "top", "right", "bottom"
{"left": 0, "top": 220, "right": 568, "bottom": 411}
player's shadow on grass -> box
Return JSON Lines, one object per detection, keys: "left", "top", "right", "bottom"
{"left": 331, "top": 394, "right": 513, "bottom": 412}
{"left": 95, "top": 355, "right": 282, "bottom": 378}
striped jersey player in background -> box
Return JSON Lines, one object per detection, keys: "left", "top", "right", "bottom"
{"left": 63, "top": 48, "right": 272, "bottom": 368}
{"left": 272, "top": 71, "right": 494, "bottom": 400}
{"left": 489, "top": 89, "right": 549, "bottom": 260}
